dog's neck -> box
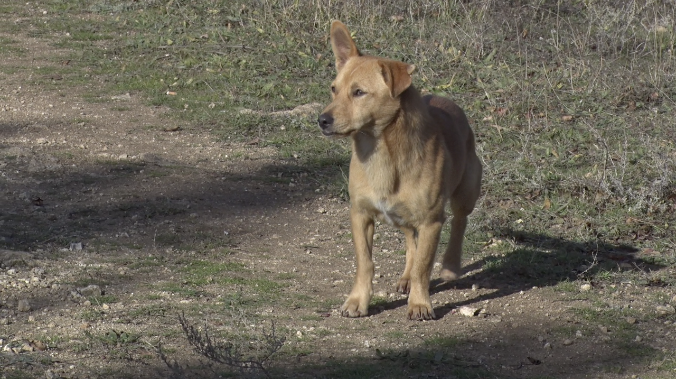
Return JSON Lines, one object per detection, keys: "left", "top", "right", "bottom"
{"left": 352, "top": 87, "right": 428, "bottom": 194}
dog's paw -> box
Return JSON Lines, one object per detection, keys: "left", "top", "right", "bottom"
{"left": 407, "top": 303, "right": 435, "bottom": 321}
{"left": 395, "top": 277, "right": 411, "bottom": 294}
{"left": 440, "top": 266, "right": 462, "bottom": 282}
{"left": 340, "top": 298, "right": 368, "bottom": 318}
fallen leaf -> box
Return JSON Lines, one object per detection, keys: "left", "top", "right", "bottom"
{"left": 562, "top": 115, "right": 573, "bottom": 121}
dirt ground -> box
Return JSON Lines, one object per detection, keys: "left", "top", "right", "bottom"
{"left": 1, "top": 8, "right": 676, "bottom": 379}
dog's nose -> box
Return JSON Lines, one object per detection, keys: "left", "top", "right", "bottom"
{"left": 317, "top": 113, "right": 334, "bottom": 130}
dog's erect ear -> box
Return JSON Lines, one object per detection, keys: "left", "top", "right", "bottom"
{"left": 380, "top": 60, "right": 415, "bottom": 98}
{"left": 330, "top": 20, "right": 360, "bottom": 72}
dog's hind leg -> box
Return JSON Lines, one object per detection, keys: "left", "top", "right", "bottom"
{"left": 441, "top": 155, "right": 482, "bottom": 281}
{"left": 395, "top": 226, "right": 417, "bottom": 294}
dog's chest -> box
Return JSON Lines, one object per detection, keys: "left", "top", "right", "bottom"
{"left": 373, "top": 199, "right": 401, "bottom": 226}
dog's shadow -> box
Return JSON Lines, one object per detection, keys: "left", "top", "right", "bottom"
{"left": 373, "top": 228, "right": 664, "bottom": 319}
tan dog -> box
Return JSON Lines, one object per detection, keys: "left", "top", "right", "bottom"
{"left": 318, "top": 21, "right": 482, "bottom": 320}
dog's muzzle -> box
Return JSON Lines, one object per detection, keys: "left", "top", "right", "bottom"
{"left": 317, "top": 113, "right": 334, "bottom": 135}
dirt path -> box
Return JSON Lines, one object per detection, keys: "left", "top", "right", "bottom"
{"left": 1, "top": 6, "right": 675, "bottom": 379}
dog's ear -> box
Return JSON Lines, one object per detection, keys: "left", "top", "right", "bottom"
{"left": 380, "top": 60, "right": 415, "bottom": 98}
{"left": 330, "top": 20, "right": 360, "bottom": 72}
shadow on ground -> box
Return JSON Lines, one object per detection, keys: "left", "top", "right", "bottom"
{"left": 370, "top": 229, "right": 662, "bottom": 319}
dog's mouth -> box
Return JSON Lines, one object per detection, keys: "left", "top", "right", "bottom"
{"left": 321, "top": 129, "right": 351, "bottom": 138}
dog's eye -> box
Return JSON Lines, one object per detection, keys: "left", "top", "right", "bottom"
{"left": 353, "top": 89, "right": 365, "bottom": 97}
{"left": 331, "top": 86, "right": 336, "bottom": 94}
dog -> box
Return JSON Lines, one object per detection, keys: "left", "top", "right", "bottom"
{"left": 317, "top": 21, "right": 482, "bottom": 320}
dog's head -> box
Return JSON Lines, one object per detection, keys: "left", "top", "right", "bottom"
{"left": 317, "top": 21, "right": 415, "bottom": 138}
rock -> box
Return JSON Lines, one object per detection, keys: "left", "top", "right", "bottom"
{"left": 580, "top": 283, "right": 592, "bottom": 292}
{"left": 656, "top": 305, "right": 675, "bottom": 316}
{"left": 599, "top": 326, "right": 609, "bottom": 333}
{"left": 626, "top": 317, "right": 637, "bottom": 325}
{"left": 31, "top": 340, "right": 47, "bottom": 351}
{"left": 562, "top": 339, "right": 573, "bottom": 346}
{"left": 69, "top": 242, "right": 83, "bottom": 251}
{"left": 457, "top": 306, "right": 480, "bottom": 317}
{"left": 471, "top": 284, "right": 480, "bottom": 291}
{"left": 78, "top": 284, "right": 102, "bottom": 297}
{"left": 543, "top": 342, "right": 552, "bottom": 349}
{"left": 111, "top": 93, "right": 132, "bottom": 101}
{"left": 17, "top": 299, "right": 31, "bottom": 312}
{"left": 21, "top": 343, "right": 34, "bottom": 352}
{"left": 0, "top": 318, "right": 9, "bottom": 325}
{"left": 575, "top": 330, "right": 583, "bottom": 338}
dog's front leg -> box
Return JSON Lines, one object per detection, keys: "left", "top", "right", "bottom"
{"left": 341, "top": 207, "right": 375, "bottom": 317}
{"left": 407, "top": 221, "right": 442, "bottom": 320}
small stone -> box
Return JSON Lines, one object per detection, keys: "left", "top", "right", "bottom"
{"left": 69, "top": 242, "right": 83, "bottom": 251}
{"left": 118, "top": 154, "right": 128, "bottom": 160}
{"left": 580, "top": 283, "right": 592, "bottom": 292}
{"left": 317, "top": 207, "right": 326, "bottom": 214}
{"left": 671, "top": 295, "right": 676, "bottom": 304}
{"left": 575, "top": 330, "right": 583, "bottom": 338}
{"left": 599, "top": 326, "right": 609, "bottom": 333}
{"left": 80, "top": 323, "right": 90, "bottom": 330}
{"left": 21, "top": 343, "right": 35, "bottom": 352}
{"left": 83, "top": 300, "right": 91, "bottom": 306}
{"left": 626, "top": 317, "right": 637, "bottom": 325}
{"left": 656, "top": 305, "right": 675, "bottom": 316}
{"left": 537, "top": 336, "right": 545, "bottom": 342}
{"left": 31, "top": 340, "right": 47, "bottom": 351}
{"left": 635, "top": 336, "right": 642, "bottom": 342}
{"left": 28, "top": 315, "right": 35, "bottom": 323}
{"left": 102, "top": 304, "right": 110, "bottom": 310}
{"left": 48, "top": 322, "right": 56, "bottom": 328}
{"left": 36, "top": 138, "right": 48, "bottom": 145}
{"left": 457, "top": 306, "right": 480, "bottom": 317}
{"left": 17, "top": 299, "right": 31, "bottom": 312}
{"left": 543, "top": 342, "right": 552, "bottom": 349}
{"left": 296, "top": 330, "right": 303, "bottom": 338}
{"left": 471, "top": 284, "right": 480, "bottom": 291}
{"left": 78, "top": 284, "right": 102, "bottom": 297}
{"left": 373, "top": 233, "right": 381, "bottom": 241}
{"left": 0, "top": 318, "right": 9, "bottom": 325}
{"left": 562, "top": 339, "right": 573, "bottom": 346}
